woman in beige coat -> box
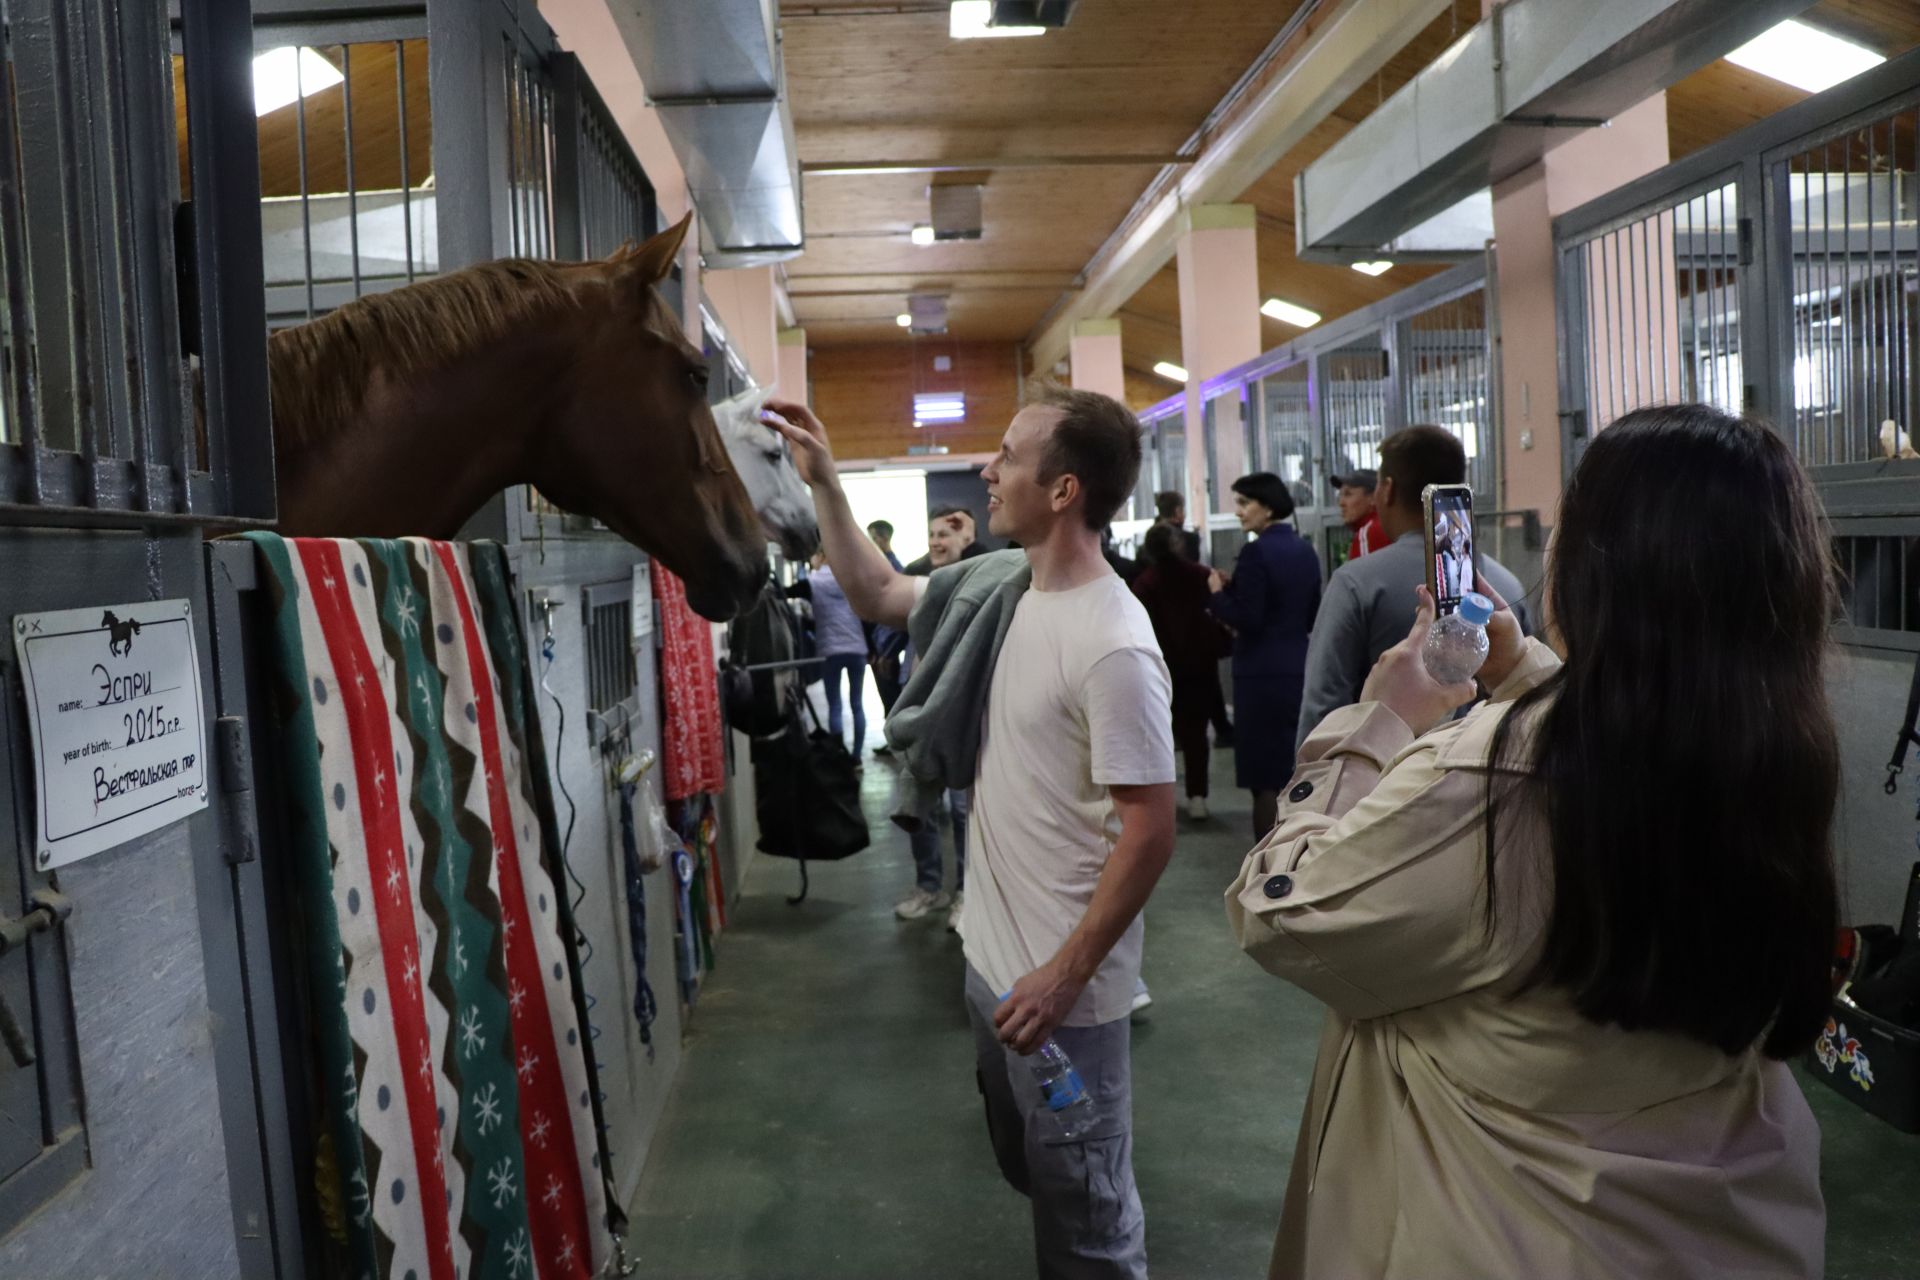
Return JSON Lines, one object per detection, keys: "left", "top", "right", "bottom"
{"left": 1228, "top": 404, "right": 1836, "bottom": 1280}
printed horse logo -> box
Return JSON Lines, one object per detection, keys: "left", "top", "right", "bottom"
{"left": 101, "top": 610, "right": 142, "bottom": 657}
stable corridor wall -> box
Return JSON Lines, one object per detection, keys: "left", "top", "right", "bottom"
{"left": 810, "top": 341, "right": 1023, "bottom": 461}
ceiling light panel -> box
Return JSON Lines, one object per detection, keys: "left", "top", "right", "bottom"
{"left": 1152, "top": 362, "right": 1188, "bottom": 383}
{"left": 1261, "top": 298, "right": 1322, "bottom": 328}
{"left": 950, "top": 1, "right": 1045, "bottom": 38}
{"left": 253, "top": 46, "right": 345, "bottom": 117}
{"left": 1350, "top": 261, "right": 1394, "bottom": 277}
{"left": 1725, "top": 19, "right": 1883, "bottom": 95}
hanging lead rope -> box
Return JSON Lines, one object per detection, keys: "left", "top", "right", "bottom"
{"left": 1884, "top": 643, "right": 1920, "bottom": 796}
{"left": 615, "top": 753, "right": 660, "bottom": 1059}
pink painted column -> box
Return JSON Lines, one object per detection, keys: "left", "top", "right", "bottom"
{"left": 1069, "top": 319, "right": 1126, "bottom": 400}
{"left": 705, "top": 266, "right": 781, "bottom": 390}
{"left": 1493, "top": 94, "right": 1671, "bottom": 520}
{"left": 777, "top": 327, "right": 809, "bottom": 404}
{"left": 1175, "top": 204, "right": 1263, "bottom": 531}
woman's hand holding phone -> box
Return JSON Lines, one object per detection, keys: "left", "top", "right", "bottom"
{"left": 1362, "top": 586, "right": 1478, "bottom": 735}
{"left": 1471, "top": 573, "right": 1527, "bottom": 693}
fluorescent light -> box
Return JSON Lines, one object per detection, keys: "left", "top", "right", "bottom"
{"left": 913, "top": 392, "right": 967, "bottom": 426}
{"left": 1261, "top": 298, "right": 1322, "bottom": 328}
{"left": 1152, "top": 361, "right": 1188, "bottom": 384}
{"left": 1726, "top": 19, "right": 1883, "bottom": 95}
{"left": 950, "top": 1, "right": 1045, "bottom": 39}
{"left": 896, "top": 313, "right": 913, "bottom": 328}
{"left": 1351, "top": 260, "right": 1394, "bottom": 277}
{"left": 910, "top": 224, "right": 937, "bottom": 246}
{"left": 253, "top": 47, "right": 345, "bottom": 118}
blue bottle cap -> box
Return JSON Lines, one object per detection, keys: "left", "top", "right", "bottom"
{"left": 1456, "top": 592, "right": 1494, "bottom": 626}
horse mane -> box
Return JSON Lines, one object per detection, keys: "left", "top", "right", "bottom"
{"left": 267, "top": 256, "right": 606, "bottom": 445}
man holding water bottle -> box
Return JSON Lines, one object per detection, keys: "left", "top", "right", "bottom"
{"left": 765, "top": 386, "right": 1175, "bottom": 1280}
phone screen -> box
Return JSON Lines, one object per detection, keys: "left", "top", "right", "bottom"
{"left": 1426, "top": 487, "right": 1475, "bottom": 615}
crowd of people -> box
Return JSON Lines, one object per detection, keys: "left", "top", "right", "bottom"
{"left": 761, "top": 388, "right": 1840, "bottom": 1280}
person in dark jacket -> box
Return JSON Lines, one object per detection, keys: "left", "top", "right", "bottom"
{"left": 1208, "top": 472, "right": 1322, "bottom": 839}
{"left": 1132, "top": 524, "right": 1227, "bottom": 821}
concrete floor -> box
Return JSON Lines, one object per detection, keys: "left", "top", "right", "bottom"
{"left": 630, "top": 751, "right": 1920, "bottom": 1279}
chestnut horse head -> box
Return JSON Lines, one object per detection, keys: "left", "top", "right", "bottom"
{"left": 267, "top": 215, "right": 768, "bottom": 620}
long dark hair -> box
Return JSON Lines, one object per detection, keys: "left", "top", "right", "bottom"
{"left": 1487, "top": 404, "right": 1838, "bottom": 1059}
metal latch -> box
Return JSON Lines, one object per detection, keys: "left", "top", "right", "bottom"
{"left": 0, "top": 888, "right": 73, "bottom": 958}
{"left": 0, "top": 887, "right": 66, "bottom": 1064}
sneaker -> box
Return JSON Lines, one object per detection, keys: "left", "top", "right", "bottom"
{"left": 1185, "top": 796, "right": 1210, "bottom": 821}
{"left": 1130, "top": 978, "right": 1153, "bottom": 1015}
{"left": 872, "top": 743, "right": 894, "bottom": 758}
{"left": 894, "top": 887, "right": 950, "bottom": 920}
{"left": 945, "top": 891, "right": 965, "bottom": 932}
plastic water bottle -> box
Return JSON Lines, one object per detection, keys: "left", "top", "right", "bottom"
{"left": 1424, "top": 591, "right": 1493, "bottom": 685}
{"left": 1000, "top": 991, "right": 1099, "bottom": 1139}
{"left": 1029, "top": 1039, "right": 1099, "bottom": 1140}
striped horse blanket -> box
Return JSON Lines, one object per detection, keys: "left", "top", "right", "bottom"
{"left": 248, "top": 534, "right": 609, "bottom": 1280}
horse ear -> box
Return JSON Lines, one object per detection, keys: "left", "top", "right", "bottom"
{"left": 621, "top": 213, "right": 693, "bottom": 286}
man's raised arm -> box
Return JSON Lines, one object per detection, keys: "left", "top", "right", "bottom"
{"left": 764, "top": 399, "right": 918, "bottom": 630}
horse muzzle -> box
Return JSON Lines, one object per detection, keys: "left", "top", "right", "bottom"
{"left": 684, "top": 550, "right": 768, "bottom": 622}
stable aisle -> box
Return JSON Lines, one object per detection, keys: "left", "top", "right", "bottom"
{"left": 629, "top": 755, "right": 1919, "bottom": 1279}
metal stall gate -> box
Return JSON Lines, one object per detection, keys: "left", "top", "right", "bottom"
{"left": 1189, "top": 260, "right": 1510, "bottom": 580}
{"left": 1551, "top": 49, "right": 1920, "bottom": 926}
{"left": 1554, "top": 48, "right": 1920, "bottom": 648}
{"left": 0, "top": 0, "right": 287, "bottom": 1274}
{"left": 234, "top": 0, "right": 688, "bottom": 1230}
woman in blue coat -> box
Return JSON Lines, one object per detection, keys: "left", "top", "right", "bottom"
{"left": 1207, "top": 472, "right": 1323, "bottom": 838}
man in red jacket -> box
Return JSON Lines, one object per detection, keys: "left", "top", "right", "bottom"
{"left": 1332, "top": 468, "right": 1384, "bottom": 562}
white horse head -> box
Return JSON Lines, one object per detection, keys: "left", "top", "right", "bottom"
{"left": 714, "top": 384, "right": 819, "bottom": 561}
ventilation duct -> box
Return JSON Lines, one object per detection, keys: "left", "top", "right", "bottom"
{"left": 1295, "top": 0, "right": 1812, "bottom": 260}
{"left": 930, "top": 182, "right": 984, "bottom": 241}
{"left": 991, "top": 1, "right": 1078, "bottom": 26}
{"left": 907, "top": 294, "right": 950, "bottom": 335}
{"left": 622, "top": 0, "right": 803, "bottom": 268}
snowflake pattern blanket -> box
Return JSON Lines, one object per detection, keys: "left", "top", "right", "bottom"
{"left": 248, "top": 534, "right": 608, "bottom": 1280}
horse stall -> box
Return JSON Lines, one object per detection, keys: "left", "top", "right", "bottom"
{"left": 0, "top": 0, "right": 285, "bottom": 1272}
{"left": 0, "top": 0, "right": 773, "bottom": 1274}
{"left": 237, "top": 0, "right": 737, "bottom": 1228}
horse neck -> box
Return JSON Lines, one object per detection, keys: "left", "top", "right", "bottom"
{"left": 275, "top": 323, "right": 574, "bottom": 539}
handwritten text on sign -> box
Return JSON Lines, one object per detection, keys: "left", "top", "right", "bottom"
{"left": 13, "top": 600, "right": 209, "bottom": 868}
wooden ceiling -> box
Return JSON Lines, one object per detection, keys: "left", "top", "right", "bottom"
{"left": 781, "top": 0, "right": 1920, "bottom": 400}
{"left": 780, "top": 0, "right": 1314, "bottom": 347}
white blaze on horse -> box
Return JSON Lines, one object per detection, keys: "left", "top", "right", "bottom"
{"left": 713, "top": 384, "right": 818, "bottom": 562}
{"left": 265, "top": 215, "right": 769, "bottom": 621}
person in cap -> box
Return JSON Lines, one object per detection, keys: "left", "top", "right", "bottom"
{"left": 1331, "top": 468, "right": 1384, "bottom": 561}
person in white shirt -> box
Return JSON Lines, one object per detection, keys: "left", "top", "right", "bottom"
{"left": 765, "top": 385, "right": 1176, "bottom": 1279}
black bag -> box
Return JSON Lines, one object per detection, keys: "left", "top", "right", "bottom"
{"left": 753, "top": 695, "right": 869, "bottom": 865}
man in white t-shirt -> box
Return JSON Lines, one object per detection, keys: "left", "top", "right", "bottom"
{"left": 766, "top": 385, "right": 1176, "bottom": 1279}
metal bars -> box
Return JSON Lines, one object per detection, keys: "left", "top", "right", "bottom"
{"left": 583, "top": 580, "right": 637, "bottom": 736}
{"left": 1775, "top": 103, "right": 1918, "bottom": 469}
{"left": 1322, "top": 336, "right": 1392, "bottom": 485}
{"left": 253, "top": 34, "right": 435, "bottom": 328}
{"left": 1563, "top": 178, "right": 1742, "bottom": 443}
{"left": 0, "top": 0, "right": 269, "bottom": 521}
{"left": 553, "top": 53, "right": 658, "bottom": 261}
{"left": 503, "top": 35, "right": 555, "bottom": 259}
{"left": 1401, "top": 285, "right": 1494, "bottom": 498}
{"left": 1258, "top": 361, "right": 1314, "bottom": 512}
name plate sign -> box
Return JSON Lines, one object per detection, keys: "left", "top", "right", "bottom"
{"left": 13, "top": 600, "right": 209, "bottom": 868}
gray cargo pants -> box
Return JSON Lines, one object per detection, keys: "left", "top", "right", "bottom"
{"left": 964, "top": 964, "right": 1148, "bottom": 1279}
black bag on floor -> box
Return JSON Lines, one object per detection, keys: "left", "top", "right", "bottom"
{"left": 753, "top": 695, "right": 869, "bottom": 865}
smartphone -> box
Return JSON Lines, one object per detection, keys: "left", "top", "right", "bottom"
{"left": 1422, "top": 484, "right": 1475, "bottom": 616}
